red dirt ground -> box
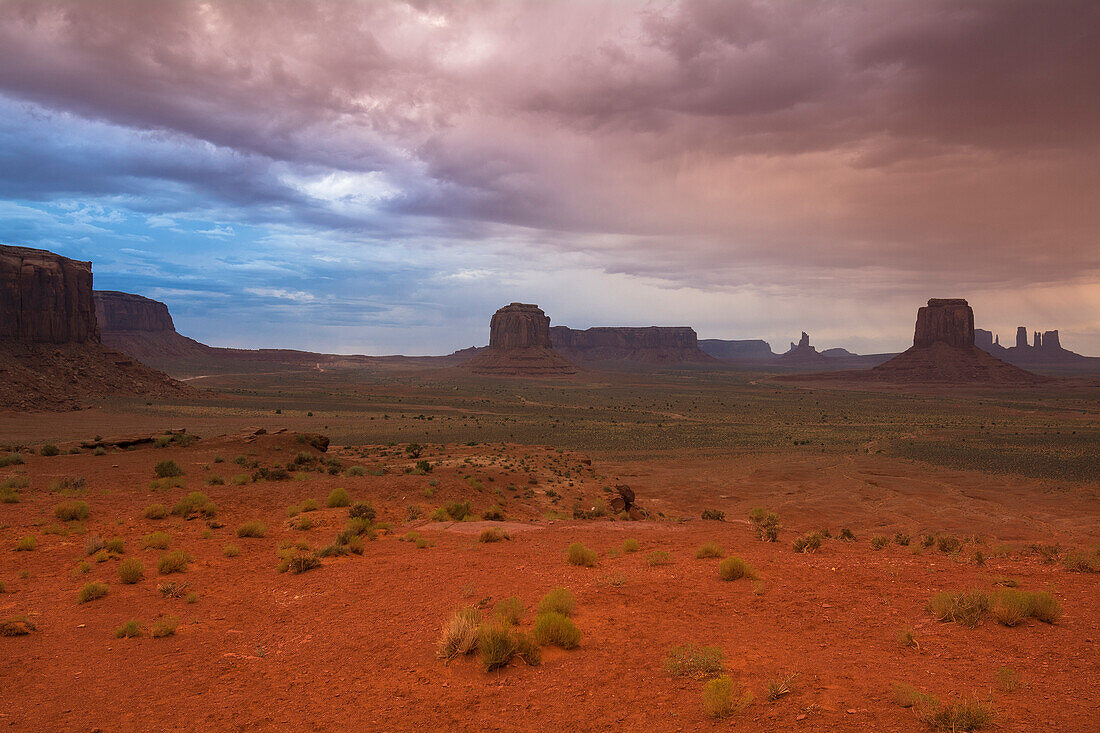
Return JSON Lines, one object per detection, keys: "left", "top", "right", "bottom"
{"left": 1, "top": 432, "right": 1097, "bottom": 731}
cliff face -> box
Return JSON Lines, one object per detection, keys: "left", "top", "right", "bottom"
{"left": 549, "top": 326, "right": 714, "bottom": 363}
{"left": 913, "top": 298, "right": 974, "bottom": 348}
{"left": 94, "top": 291, "right": 174, "bottom": 332}
{"left": 698, "top": 339, "right": 775, "bottom": 360}
{"left": 465, "top": 303, "right": 577, "bottom": 376}
{"left": 0, "top": 244, "right": 99, "bottom": 343}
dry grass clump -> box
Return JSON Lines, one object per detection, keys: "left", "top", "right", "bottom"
{"left": 152, "top": 618, "right": 178, "bottom": 638}
{"left": 437, "top": 606, "right": 480, "bottom": 661}
{"left": 143, "top": 503, "right": 168, "bottom": 520}
{"left": 766, "top": 672, "right": 797, "bottom": 700}
{"left": 532, "top": 611, "right": 581, "bottom": 649}
{"left": 300, "top": 498, "right": 319, "bottom": 512}
{"left": 0, "top": 615, "right": 35, "bottom": 636}
{"left": 479, "top": 527, "right": 509, "bottom": 543}
{"left": 792, "top": 532, "right": 823, "bottom": 553}
{"left": 494, "top": 596, "right": 524, "bottom": 625}
{"left": 896, "top": 626, "right": 920, "bottom": 649}
{"left": 142, "top": 531, "right": 171, "bottom": 549}
{"left": 701, "top": 509, "right": 725, "bottom": 521}
{"left": 326, "top": 488, "right": 350, "bottom": 508}
{"left": 114, "top": 620, "right": 143, "bottom": 638}
{"left": 536, "top": 587, "right": 576, "bottom": 616}
{"left": 702, "top": 675, "right": 753, "bottom": 719}
{"left": 695, "top": 542, "right": 724, "bottom": 559}
{"left": 15, "top": 535, "right": 36, "bottom": 551}
{"left": 55, "top": 501, "right": 90, "bottom": 521}
{"left": 39, "top": 444, "right": 60, "bottom": 457}
{"left": 647, "top": 550, "right": 672, "bottom": 566}
{"left": 172, "top": 492, "right": 215, "bottom": 518}
{"left": 993, "top": 589, "right": 1061, "bottom": 626}
{"left": 718, "top": 556, "right": 756, "bottom": 581}
{"left": 478, "top": 622, "right": 518, "bottom": 671}
{"left": 892, "top": 684, "right": 995, "bottom": 731}
{"left": 748, "top": 508, "right": 780, "bottom": 541}
{"left": 1062, "top": 548, "right": 1099, "bottom": 573}
{"left": 118, "top": 558, "right": 144, "bottom": 584}
{"left": 566, "top": 542, "right": 598, "bottom": 567}
{"left": 482, "top": 504, "right": 505, "bottom": 521}
{"left": 284, "top": 552, "right": 321, "bottom": 574}
{"left": 996, "top": 667, "right": 1019, "bottom": 692}
{"left": 157, "top": 551, "right": 190, "bottom": 575}
{"left": 236, "top": 521, "right": 267, "bottom": 538}
{"left": 664, "top": 643, "right": 724, "bottom": 679}
{"left": 622, "top": 538, "right": 640, "bottom": 553}
{"left": 928, "top": 589, "right": 990, "bottom": 627}
{"left": 223, "top": 544, "right": 240, "bottom": 557}
{"left": 871, "top": 535, "right": 890, "bottom": 550}
{"left": 154, "top": 460, "right": 182, "bottom": 478}
{"left": 0, "top": 453, "right": 23, "bottom": 468}
{"left": 78, "top": 581, "right": 108, "bottom": 603}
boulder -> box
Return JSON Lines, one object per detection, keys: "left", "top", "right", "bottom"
{"left": 0, "top": 245, "right": 98, "bottom": 343}
{"left": 912, "top": 298, "right": 974, "bottom": 348}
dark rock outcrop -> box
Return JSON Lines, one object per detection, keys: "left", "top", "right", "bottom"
{"left": 913, "top": 298, "right": 973, "bottom": 349}
{"left": 550, "top": 325, "right": 714, "bottom": 363}
{"left": 778, "top": 331, "right": 827, "bottom": 364}
{"left": 0, "top": 245, "right": 98, "bottom": 343}
{"left": 698, "top": 339, "right": 775, "bottom": 360}
{"left": 464, "top": 303, "right": 578, "bottom": 376}
{"left": 94, "top": 291, "right": 174, "bottom": 333}
{"left": 976, "top": 324, "right": 1097, "bottom": 375}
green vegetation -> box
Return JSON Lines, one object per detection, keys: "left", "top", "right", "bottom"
{"left": 749, "top": 508, "right": 780, "bottom": 541}
{"left": 646, "top": 550, "right": 671, "bottom": 566}
{"left": 152, "top": 618, "right": 178, "bottom": 638}
{"left": 665, "top": 643, "right": 724, "bottom": 679}
{"left": 701, "top": 509, "right": 725, "bottom": 521}
{"left": 532, "top": 611, "right": 580, "bottom": 649}
{"left": 622, "top": 538, "right": 640, "bottom": 553}
{"left": 78, "top": 581, "right": 108, "bottom": 603}
{"left": 566, "top": 542, "right": 598, "bottom": 567}
{"left": 154, "top": 460, "right": 183, "bottom": 478}
{"left": 236, "top": 521, "right": 267, "bottom": 538}
{"left": 536, "top": 587, "right": 576, "bottom": 617}
{"left": 493, "top": 596, "right": 524, "bottom": 625}
{"left": 892, "top": 684, "right": 995, "bottom": 731}
{"left": 15, "top": 535, "right": 36, "bottom": 551}
{"left": 695, "top": 542, "right": 724, "bottom": 559}
{"left": 223, "top": 544, "right": 240, "bottom": 557}
{"left": 792, "top": 531, "right": 823, "bottom": 553}
{"left": 0, "top": 453, "right": 24, "bottom": 468}
{"left": 114, "top": 620, "right": 143, "bottom": 638}
{"left": 39, "top": 444, "right": 60, "bottom": 457}
{"left": 55, "top": 501, "right": 90, "bottom": 521}
{"left": 927, "top": 589, "right": 991, "bottom": 627}
{"left": 478, "top": 527, "right": 508, "bottom": 543}
{"left": 157, "top": 551, "right": 190, "bottom": 574}
{"left": 993, "top": 589, "right": 1061, "bottom": 626}
{"left": 718, "top": 556, "right": 756, "bottom": 581}
{"left": 326, "top": 488, "right": 350, "bottom": 507}
{"left": 143, "top": 504, "right": 168, "bottom": 520}
{"left": 118, "top": 558, "right": 144, "bottom": 584}
{"left": 702, "top": 675, "right": 752, "bottom": 719}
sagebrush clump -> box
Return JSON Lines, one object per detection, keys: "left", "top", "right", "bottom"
{"left": 566, "top": 542, "right": 598, "bottom": 567}
{"left": 665, "top": 643, "right": 724, "bottom": 679}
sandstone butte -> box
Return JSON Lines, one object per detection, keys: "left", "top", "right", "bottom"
{"left": 463, "top": 303, "right": 579, "bottom": 376}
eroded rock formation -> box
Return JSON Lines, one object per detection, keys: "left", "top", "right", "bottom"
{"left": 913, "top": 298, "right": 974, "bottom": 349}
{"left": 550, "top": 325, "right": 714, "bottom": 363}
{"left": 0, "top": 245, "right": 98, "bottom": 343}
{"left": 465, "top": 303, "right": 578, "bottom": 376}
{"left": 94, "top": 291, "right": 174, "bottom": 333}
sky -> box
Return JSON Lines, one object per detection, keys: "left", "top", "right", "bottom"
{"left": 0, "top": 0, "right": 1097, "bottom": 356}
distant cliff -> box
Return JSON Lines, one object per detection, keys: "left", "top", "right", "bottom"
{"left": 94, "top": 291, "right": 174, "bottom": 333}
{"left": 550, "top": 326, "right": 714, "bottom": 363}
{"left": 1, "top": 245, "right": 98, "bottom": 343}
{"left": 975, "top": 326, "right": 1098, "bottom": 375}
{"left": 698, "top": 339, "right": 775, "bottom": 360}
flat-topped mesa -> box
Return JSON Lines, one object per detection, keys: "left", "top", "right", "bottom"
{"left": 94, "top": 291, "right": 175, "bottom": 333}
{"left": 549, "top": 325, "right": 714, "bottom": 363}
{"left": 0, "top": 244, "right": 99, "bottom": 343}
{"left": 912, "top": 298, "right": 974, "bottom": 349}
{"left": 489, "top": 303, "right": 552, "bottom": 349}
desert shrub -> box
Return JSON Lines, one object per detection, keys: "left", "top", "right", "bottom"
{"left": 55, "top": 501, "right": 90, "bottom": 521}
{"left": 701, "top": 509, "right": 725, "bottom": 521}
{"left": 0, "top": 615, "right": 35, "bottom": 636}
{"left": 695, "top": 542, "right": 724, "bottom": 559}
{"left": 894, "top": 532, "right": 911, "bottom": 546}
{"left": 665, "top": 643, "right": 724, "bottom": 679}
{"left": 871, "top": 535, "right": 890, "bottom": 550}
{"left": 994, "top": 589, "right": 1061, "bottom": 625}
{"left": 326, "top": 488, "right": 350, "bottom": 508}
{"left": 622, "top": 538, "right": 640, "bottom": 553}
{"left": 39, "top": 444, "right": 60, "bottom": 457}
{"left": 85, "top": 535, "right": 106, "bottom": 555}
{"left": 78, "top": 581, "right": 108, "bottom": 603}
{"left": 647, "top": 550, "right": 671, "bottom": 566}
{"left": 429, "top": 508, "right": 448, "bottom": 521}
{"left": 748, "top": 508, "right": 780, "bottom": 541}
{"left": 171, "top": 492, "right": 211, "bottom": 517}
{"left": 118, "top": 558, "right": 144, "bottom": 584}
{"left": 514, "top": 631, "right": 542, "bottom": 666}
{"left": 901, "top": 693, "right": 995, "bottom": 731}
{"left": 718, "top": 556, "right": 756, "bottom": 581}
{"left": 155, "top": 460, "right": 182, "bottom": 478}
{"left": 444, "top": 501, "right": 471, "bottom": 521}
{"left": 114, "top": 620, "right": 143, "bottom": 638}
{"left": 293, "top": 515, "right": 313, "bottom": 531}
{"left": 142, "top": 531, "right": 171, "bottom": 549}
{"left": 927, "top": 589, "right": 990, "bottom": 627}
{"left": 152, "top": 618, "right": 178, "bottom": 638}
{"left": 482, "top": 504, "right": 505, "bottom": 521}
{"left": 50, "top": 476, "right": 86, "bottom": 494}
{"left": 348, "top": 502, "right": 376, "bottom": 522}
{"left": 437, "top": 606, "right": 480, "bottom": 661}
{"left": 702, "top": 675, "right": 752, "bottom": 719}
{"left": 566, "top": 542, "right": 598, "bottom": 567}
{"left": 237, "top": 521, "right": 267, "bottom": 538}
{"left": 92, "top": 446, "right": 106, "bottom": 456}
{"left": 205, "top": 475, "right": 224, "bottom": 486}
{"left": 0, "top": 453, "right": 24, "bottom": 467}
{"left": 937, "top": 535, "right": 962, "bottom": 554}
{"left": 0, "top": 486, "right": 20, "bottom": 503}
{"left": 157, "top": 551, "right": 190, "bottom": 574}
{"left": 767, "top": 672, "right": 797, "bottom": 700}
{"left": 478, "top": 622, "right": 518, "bottom": 671}
{"left": 286, "top": 504, "right": 301, "bottom": 517}
{"left": 15, "top": 535, "right": 36, "bottom": 551}
{"left": 144, "top": 503, "right": 168, "bottom": 520}
{"left": 252, "top": 466, "right": 290, "bottom": 482}
{"left": 287, "top": 553, "right": 321, "bottom": 574}
{"left": 223, "top": 544, "right": 240, "bottom": 557}
{"left": 996, "top": 667, "right": 1019, "bottom": 692}
{"left": 533, "top": 611, "right": 580, "bottom": 649}
{"left": 479, "top": 527, "right": 509, "bottom": 543}
{"left": 839, "top": 528, "right": 856, "bottom": 541}
{"left": 896, "top": 626, "right": 919, "bottom": 649}
{"left": 72, "top": 561, "right": 91, "bottom": 576}
{"left": 792, "top": 532, "right": 823, "bottom": 553}
{"left": 301, "top": 498, "right": 319, "bottom": 512}
{"left": 104, "top": 537, "right": 124, "bottom": 554}
{"left": 345, "top": 465, "right": 366, "bottom": 477}
{"left": 494, "top": 596, "right": 524, "bottom": 625}
{"left": 230, "top": 473, "right": 250, "bottom": 485}
{"left": 1063, "top": 549, "right": 1100, "bottom": 573}
{"left": 537, "top": 587, "right": 576, "bottom": 617}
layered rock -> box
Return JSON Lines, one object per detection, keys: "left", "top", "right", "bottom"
{"left": 778, "top": 331, "right": 827, "bottom": 365}
{"left": 464, "top": 303, "right": 578, "bottom": 376}
{"left": 0, "top": 245, "right": 98, "bottom": 343}
{"left": 94, "top": 291, "right": 174, "bottom": 333}
{"left": 913, "top": 298, "right": 973, "bottom": 349}
{"left": 0, "top": 244, "right": 189, "bottom": 409}
{"left": 550, "top": 325, "right": 714, "bottom": 363}
{"left": 698, "top": 338, "right": 775, "bottom": 360}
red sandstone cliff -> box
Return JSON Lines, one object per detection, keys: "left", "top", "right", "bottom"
{"left": 464, "top": 303, "right": 578, "bottom": 376}
{"left": 0, "top": 245, "right": 99, "bottom": 343}
{"left": 549, "top": 325, "right": 714, "bottom": 363}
